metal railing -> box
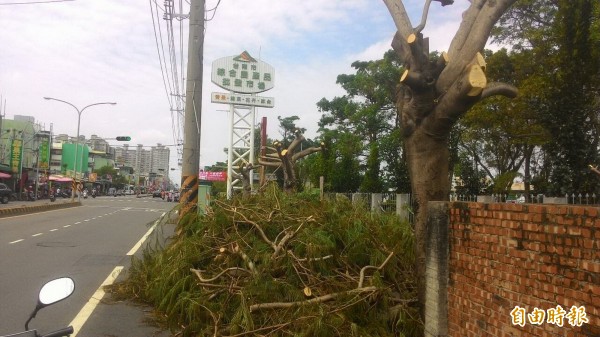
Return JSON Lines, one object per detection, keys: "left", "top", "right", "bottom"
{"left": 323, "top": 192, "right": 413, "bottom": 222}
{"left": 322, "top": 191, "right": 599, "bottom": 222}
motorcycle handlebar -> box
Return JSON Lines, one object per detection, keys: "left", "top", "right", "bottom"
{"left": 40, "top": 326, "right": 73, "bottom": 337}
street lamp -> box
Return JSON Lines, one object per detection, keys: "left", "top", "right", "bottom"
{"left": 43, "top": 97, "right": 116, "bottom": 201}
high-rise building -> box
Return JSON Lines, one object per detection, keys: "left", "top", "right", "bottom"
{"left": 114, "top": 143, "right": 169, "bottom": 177}
{"left": 150, "top": 143, "right": 169, "bottom": 175}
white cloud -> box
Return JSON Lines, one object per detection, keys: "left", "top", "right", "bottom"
{"left": 0, "top": 0, "right": 472, "bottom": 184}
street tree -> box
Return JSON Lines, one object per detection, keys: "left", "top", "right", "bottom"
{"left": 382, "top": 0, "right": 518, "bottom": 314}
{"left": 318, "top": 50, "right": 405, "bottom": 192}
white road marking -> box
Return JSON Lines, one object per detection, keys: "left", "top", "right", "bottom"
{"left": 74, "top": 221, "right": 81, "bottom": 224}
{"left": 32, "top": 233, "right": 43, "bottom": 237}
{"left": 50, "top": 229, "right": 58, "bottom": 232}
{"left": 84, "top": 219, "right": 90, "bottom": 222}
{"left": 64, "top": 225, "right": 71, "bottom": 228}
{"left": 9, "top": 239, "right": 24, "bottom": 244}
{"left": 69, "top": 266, "right": 124, "bottom": 337}
{"left": 97, "top": 215, "right": 102, "bottom": 218}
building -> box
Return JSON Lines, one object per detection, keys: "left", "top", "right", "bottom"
{"left": 1, "top": 114, "right": 171, "bottom": 191}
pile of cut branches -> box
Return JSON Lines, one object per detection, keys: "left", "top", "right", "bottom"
{"left": 111, "top": 185, "right": 420, "bottom": 336}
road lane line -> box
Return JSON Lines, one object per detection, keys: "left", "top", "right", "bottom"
{"left": 69, "top": 266, "right": 124, "bottom": 337}
{"left": 32, "top": 233, "right": 43, "bottom": 237}
{"left": 50, "top": 228, "right": 58, "bottom": 232}
{"left": 64, "top": 225, "right": 71, "bottom": 228}
{"left": 126, "top": 212, "right": 165, "bottom": 256}
{"left": 9, "top": 239, "right": 24, "bottom": 244}
{"left": 74, "top": 222, "right": 81, "bottom": 224}
{"left": 84, "top": 219, "right": 90, "bottom": 222}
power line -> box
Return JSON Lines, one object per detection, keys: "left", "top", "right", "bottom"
{"left": 0, "top": 0, "right": 74, "bottom": 5}
{"left": 149, "top": 0, "right": 173, "bottom": 109}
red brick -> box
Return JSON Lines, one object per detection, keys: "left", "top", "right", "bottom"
{"left": 586, "top": 207, "right": 598, "bottom": 217}
{"left": 568, "top": 226, "right": 582, "bottom": 236}
{"left": 581, "top": 261, "right": 600, "bottom": 273}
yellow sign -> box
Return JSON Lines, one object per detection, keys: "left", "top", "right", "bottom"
{"left": 10, "top": 139, "right": 23, "bottom": 174}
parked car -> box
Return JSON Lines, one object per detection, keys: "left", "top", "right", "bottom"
{"left": 0, "top": 183, "right": 12, "bottom": 204}
{"left": 152, "top": 190, "right": 162, "bottom": 198}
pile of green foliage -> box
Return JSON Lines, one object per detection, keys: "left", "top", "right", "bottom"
{"left": 112, "top": 185, "right": 420, "bottom": 336}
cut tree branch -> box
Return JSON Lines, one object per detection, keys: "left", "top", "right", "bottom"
{"left": 191, "top": 267, "right": 251, "bottom": 283}
{"left": 481, "top": 82, "right": 518, "bottom": 99}
{"left": 249, "top": 286, "right": 378, "bottom": 312}
{"left": 358, "top": 252, "right": 395, "bottom": 288}
{"left": 292, "top": 146, "right": 323, "bottom": 162}
{"left": 438, "top": 0, "right": 518, "bottom": 93}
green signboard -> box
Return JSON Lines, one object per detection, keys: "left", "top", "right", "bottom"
{"left": 39, "top": 138, "right": 50, "bottom": 170}
{"left": 10, "top": 139, "right": 23, "bottom": 174}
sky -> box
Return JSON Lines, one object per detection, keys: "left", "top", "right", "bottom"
{"left": 0, "top": 0, "right": 471, "bottom": 184}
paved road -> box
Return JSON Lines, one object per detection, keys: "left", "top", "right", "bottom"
{"left": 0, "top": 195, "right": 176, "bottom": 336}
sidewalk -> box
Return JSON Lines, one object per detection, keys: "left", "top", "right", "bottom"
{"left": 0, "top": 198, "right": 81, "bottom": 218}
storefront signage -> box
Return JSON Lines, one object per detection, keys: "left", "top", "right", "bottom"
{"left": 10, "top": 139, "right": 23, "bottom": 174}
{"left": 39, "top": 138, "right": 50, "bottom": 170}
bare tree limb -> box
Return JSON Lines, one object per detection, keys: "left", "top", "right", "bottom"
{"left": 191, "top": 267, "right": 251, "bottom": 283}
{"left": 358, "top": 252, "right": 395, "bottom": 288}
{"left": 589, "top": 165, "right": 600, "bottom": 177}
{"left": 292, "top": 146, "right": 323, "bottom": 162}
{"left": 413, "top": 0, "right": 433, "bottom": 33}
{"left": 447, "top": 0, "right": 486, "bottom": 61}
{"left": 249, "top": 287, "right": 378, "bottom": 312}
{"left": 287, "top": 130, "right": 305, "bottom": 153}
{"left": 438, "top": 0, "right": 518, "bottom": 93}
{"left": 382, "top": 0, "right": 414, "bottom": 39}
{"left": 257, "top": 159, "right": 281, "bottom": 168}
{"left": 481, "top": 82, "right": 518, "bottom": 99}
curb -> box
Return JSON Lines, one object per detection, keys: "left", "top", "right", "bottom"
{"left": 0, "top": 201, "right": 82, "bottom": 218}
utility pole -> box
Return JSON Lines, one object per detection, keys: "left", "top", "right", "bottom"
{"left": 179, "top": 0, "right": 204, "bottom": 220}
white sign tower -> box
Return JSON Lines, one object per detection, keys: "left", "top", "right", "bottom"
{"left": 211, "top": 51, "right": 275, "bottom": 198}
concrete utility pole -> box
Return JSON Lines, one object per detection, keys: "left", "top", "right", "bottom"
{"left": 179, "top": 0, "right": 204, "bottom": 219}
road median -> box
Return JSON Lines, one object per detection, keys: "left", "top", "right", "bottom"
{"left": 0, "top": 201, "right": 82, "bottom": 218}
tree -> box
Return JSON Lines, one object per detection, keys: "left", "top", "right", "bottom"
{"left": 318, "top": 50, "right": 405, "bottom": 192}
{"left": 382, "top": 0, "right": 519, "bottom": 316}
{"left": 493, "top": 0, "right": 600, "bottom": 195}
{"left": 458, "top": 48, "right": 550, "bottom": 195}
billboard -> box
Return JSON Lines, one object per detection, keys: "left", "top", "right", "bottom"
{"left": 211, "top": 51, "right": 274, "bottom": 94}
{"left": 199, "top": 171, "right": 227, "bottom": 182}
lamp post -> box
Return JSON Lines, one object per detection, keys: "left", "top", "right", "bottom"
{"left": 43, "top": 97, "right": 116, "bottom": 201}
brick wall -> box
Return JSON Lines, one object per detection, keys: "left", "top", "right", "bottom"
{"left": 446, "top": 202, "right": 599, "bottom": 337}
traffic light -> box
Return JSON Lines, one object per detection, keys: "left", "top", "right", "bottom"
{"left": 116, "top": 136, "right": 131, "bottom": 141}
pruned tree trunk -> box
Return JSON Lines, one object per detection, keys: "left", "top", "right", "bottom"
{"left": 383, "top": 0, "right": 519, "bottom": 319}
{"left": 258, "top": 130, "right": 324, "bottom": 193}
{"left": 232, "top": 163, "right": 255, "bottom": 197}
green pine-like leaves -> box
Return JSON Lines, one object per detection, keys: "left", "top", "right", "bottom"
{"left": 110, "top": 185, "right": 420, "bottom": 336}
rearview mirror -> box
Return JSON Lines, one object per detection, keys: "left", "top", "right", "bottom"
{"left": 39, "top": 277, "right": 75, "bottom": 306}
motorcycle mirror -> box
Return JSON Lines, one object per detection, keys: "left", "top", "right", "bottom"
{"left": 39, "top": 277, "right": 75, "bottom": 306}
{"left": 25, "top": 277, "right": 75, "bottom": 331}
